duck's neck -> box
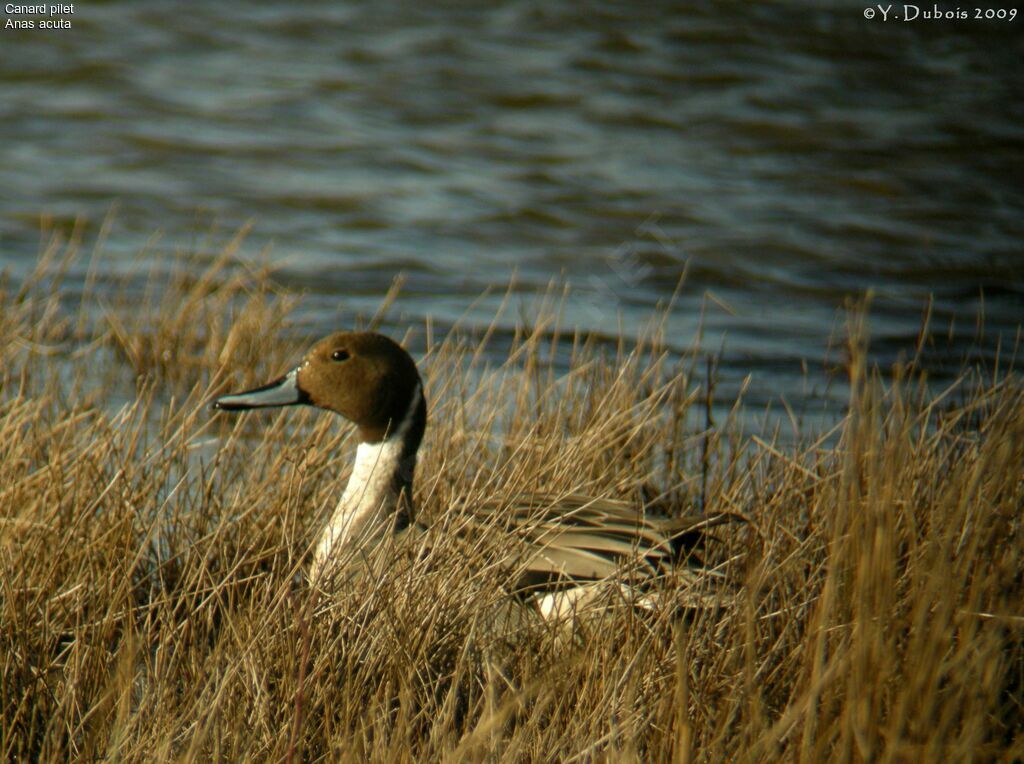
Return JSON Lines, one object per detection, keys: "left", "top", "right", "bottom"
{"left": 310, "top": 384, "right": 424, "bottom": 580}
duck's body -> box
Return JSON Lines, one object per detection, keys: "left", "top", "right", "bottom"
{"left": 214, "top": 331, "right": 729, "bottom": 620}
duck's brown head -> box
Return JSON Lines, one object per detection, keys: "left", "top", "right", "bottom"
{"left": 214, "top": 331, "right": 425, "bottom": 445}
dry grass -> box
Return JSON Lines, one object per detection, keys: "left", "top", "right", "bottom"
{"left": 1, "top": 226, "right": 1022, "bottom": 761}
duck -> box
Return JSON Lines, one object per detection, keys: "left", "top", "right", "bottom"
{"left": 213, "top": 331, "right": 735, "bottom": 621}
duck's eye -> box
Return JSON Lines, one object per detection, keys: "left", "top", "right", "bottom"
{"left": 331, "top": 349, "right": 350, "bottom": 362}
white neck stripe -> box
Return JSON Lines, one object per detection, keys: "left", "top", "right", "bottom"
{"left": 310, "top": 382, "right": 422, "bottom": 580}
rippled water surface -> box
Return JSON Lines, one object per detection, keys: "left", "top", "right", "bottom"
{"left": 1, "top": 1, "right": 1022, "bottom": 420}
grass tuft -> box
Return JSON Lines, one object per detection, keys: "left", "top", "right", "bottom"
{"left": 1, "top": 229, "right": 1022, "bottom": 761}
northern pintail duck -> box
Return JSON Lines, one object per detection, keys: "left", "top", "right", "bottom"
{"left": 214, "top": 331, "right": 733, "bottom": 620}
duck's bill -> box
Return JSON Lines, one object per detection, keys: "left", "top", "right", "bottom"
{"left": 213, "top": 368, "right": 310, "bottom": 411}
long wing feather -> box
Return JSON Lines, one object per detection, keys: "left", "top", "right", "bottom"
{"left": 454, "top": 491, "right": 741, "bottom": 587}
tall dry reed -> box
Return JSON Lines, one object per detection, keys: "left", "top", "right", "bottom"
{"left": 1, "top": 226, "right": 1021, "bottom": 761}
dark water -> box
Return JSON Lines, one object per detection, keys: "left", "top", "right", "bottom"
{"left": 1, "top": 1, "right": 1022, "bottom": 422}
